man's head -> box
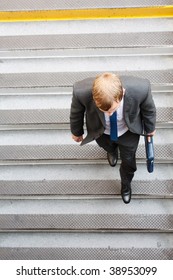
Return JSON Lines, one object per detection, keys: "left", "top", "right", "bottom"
{"left": 92, "top": 73, "right": 123, "bottom": 115}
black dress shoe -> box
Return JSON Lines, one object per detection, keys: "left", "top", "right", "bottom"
{"left": 121, "top": 183, "right": 131, "bottom": 204}
{"left": 107, "top": 150, "right": 118, "bottom": 167}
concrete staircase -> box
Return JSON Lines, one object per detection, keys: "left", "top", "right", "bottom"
{"left": 0, "top": 1, "right": 173, "bottom": 259}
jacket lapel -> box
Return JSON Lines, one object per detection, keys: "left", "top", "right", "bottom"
{"left": 123, "top": 90, "right": 132, "bottom": 114}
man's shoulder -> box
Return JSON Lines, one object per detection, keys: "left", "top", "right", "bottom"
{"left": 121, "top": 76, "right": 151, "bottom": 104}
{"left": 73, "top": 77, "right": 95, "bottom": 93}
{"left": 120, "top": 75, "right": 150, "bottom": 89}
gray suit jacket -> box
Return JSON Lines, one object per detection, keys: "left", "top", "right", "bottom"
{"left": 70, "top": 76, "right": 156, "bottom": 145}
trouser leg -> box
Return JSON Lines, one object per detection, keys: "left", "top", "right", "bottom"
{"left": 118, "top": 131, "right": 140, "bottom": 185}
{"left": 95, "top": 133, "right": 118, "bottom": 154}
{"left": 96, "top": 131, "right": 140, "bottom": 184}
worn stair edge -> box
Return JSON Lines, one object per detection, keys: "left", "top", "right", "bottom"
{"left": 0, "top": 144, "right": 172, "bottom": 161}
{"left": 1, "top": 47, "right": 173, "bottom": 59}
{"left": 0, "top": 71, "right": 172, "bottom": 88}
{"left": 1, "top": 247, "right": 172, "bottom": 260}
{"left": 0, "top": 123, "right": 172, "bottom": 131}
{"left": 0, "top": 85, "right": 172, "bottom": 96}
{"left": 0, "top": 181, "right": 172, "bottom": 198}
{"left": 0, "top": 213, "right": 172, "bottom": 231}
{"left": 0, "top": 33, "right": 173, "bottom": 51}
{"left": 0, "top": 107, "right": 171, "bottom": 124}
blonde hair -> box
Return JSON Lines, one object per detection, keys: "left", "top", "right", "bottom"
{"left": 92, "top": 73, "right": 123, "bottom": 111}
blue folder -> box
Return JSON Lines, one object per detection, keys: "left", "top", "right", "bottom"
{"left": 145, "top": 136, "right": 154, "bottom": 173}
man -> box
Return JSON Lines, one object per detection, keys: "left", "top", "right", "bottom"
{"left": 70, "top": 73, "right": 156, "bottom": 204}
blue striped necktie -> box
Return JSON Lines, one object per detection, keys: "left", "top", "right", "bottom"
{"left": 110, "top": 111, "right": 118, "bottom": 141}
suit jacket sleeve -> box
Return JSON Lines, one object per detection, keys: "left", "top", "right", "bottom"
{"left": 140, "top": 82, "right": 156, "bottom": 133}
{"left": 70, "top": 87, "right": 85, "bottom": 136}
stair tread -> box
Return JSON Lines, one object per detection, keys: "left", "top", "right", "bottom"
{"left": 0, "top": 129, "right": 172, "bottom": 144}
{"left": 0, "top": 163, "right": 172, "bottom": 180}
{"left": 0, "top": 129, "right": 171, "bottom": 161}
{"left": 0, "top": 163, "right": 172, "bottom": 197}
{"left": 0, "top": 232, "right": 173, "bottom": 248}
{"left": 1, "top": 19, "right": 173, "bottom": 37}
{"left": 0, "top": 91, "right": 172, "bottom": 109}
{"left": 0, "top": 199, "right": 172, "bottom": 231}
{"left": 0, "top": 232, "right": 172, "bottom": 259}
{"left": 0, "top": 199, "right": 172, "bottom": 214}
{"left": 1, "top": 56, "right": 172, "bottom": 73}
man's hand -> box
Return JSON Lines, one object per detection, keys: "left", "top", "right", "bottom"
{"left": 147, "top": 129, "right": 156, "bottom": 141}
{"left": 72, "top": 134, "right": 84, "bottom": 143}
{"left": 148, "top": 129, "right": 156, "bottom": 136}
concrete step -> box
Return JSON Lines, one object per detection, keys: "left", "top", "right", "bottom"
{"left": 0, "top": 232, "right": 172, "bottom": 260}
{"left": 1, "top": 0, "right": 171, "bottom": 11}
{"left": 1, "top": 20, "right": 172, "bottom": 89}
{"left": 0, "top": 198, "right": 172, "bottom": 231}
{"left": 1, "top": 19, "right": 172, "bottom": 88}
{"left": 0, "top": 163, "right": 172, "bottom": 197}
{"left": 1, "top": 55, "right": 172, "bottom": 74}
{"left": 0, "top": 86, "right": 72, "bottom": 96}
{"left": 0, "top": 129, "right": 172, "bottom": 162}
{"left": 0, "top": 91, "right": 172, "bottom": 125}
{"left": 0, "top": 94, "right": 70, "bottom": 125}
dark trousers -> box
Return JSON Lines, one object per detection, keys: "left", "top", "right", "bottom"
{"left": 96, "top": 131, "right": 140, "bottom": 185}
